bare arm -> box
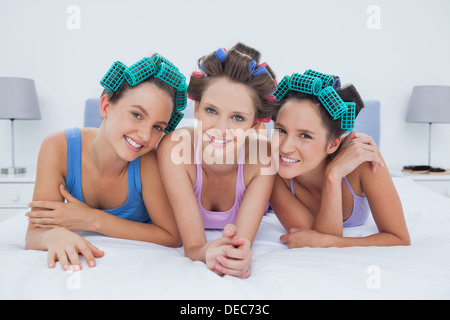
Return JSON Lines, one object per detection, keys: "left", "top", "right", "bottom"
{"left": 269, "top": 175, "right": 315, "bottom": 231}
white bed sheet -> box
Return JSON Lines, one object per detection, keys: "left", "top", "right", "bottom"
{"left": 1, "top": 176, "right": 450, "bottom": 300}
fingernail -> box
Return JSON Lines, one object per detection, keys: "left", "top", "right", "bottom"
{"left": 216, "top": 256, "right": 222, "bottom": 263}
{"left": 89, "top": 260, "right": 95, "bottom": 267}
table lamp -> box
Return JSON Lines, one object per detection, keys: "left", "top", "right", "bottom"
{"left": 405, "top": 85, "right": 450, "bottom": 167}
{"left": 0, "top": 77, "right": 41, "bottom": 174}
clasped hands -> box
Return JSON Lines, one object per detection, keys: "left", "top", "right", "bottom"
{"left": 205, "top": 224, "right": 252, "bottom": 279}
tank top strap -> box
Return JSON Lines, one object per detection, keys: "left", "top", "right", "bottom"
{"left": 64, "top": 128, "right": 83, "bottom": 202}
{"left": 128, "top": 156, "right": 142, "bottom": 196}
{"left": 290, "top": 178, "right": 295, "bottom": 195}
{"left": 343, "top": 176, "right": 357, "bottom": 197}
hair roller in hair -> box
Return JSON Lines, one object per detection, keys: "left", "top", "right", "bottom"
{"left": 175, "top": 82, "right": 188, "bottom": 112}
{"left": 155, "top": 63, "right": 186, "bottom": 90}
{"left": 341, "top": 102, "right": 356, "bottom": 132}
{"left": 289, "top": 73, "right": 323, "bottom": 96}
{"left": 214, "top": 48, "right": 227, "bottom": 63}
{"left": 333, "top": 76, "right": 341, "bottom": 90}
{"left": 318, "top": 86, "right": 348, "bottom": 120}
{"left": 248, "top": 60, "right": 257, "bottom": 74}
{"left": 100, "top": 61, "right": 127, "bottom": 92}
{"left": 274, "top": 75, "right": 291, "bottom": 102}
{"left": 164, "top": 111, "right": 184, "bottom": 133}
{"left": 253, "top": 65, "right": 268, "bottom": 76}
{"left": 305, "top": 69, "right": 334, "bottom": 89}
{"left": 124, "top": 57, "right": 157, "bottom": 86}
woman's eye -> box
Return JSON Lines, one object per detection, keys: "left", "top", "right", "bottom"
{"left": 300, "top": 133, "right": 312, "bottom": 139}
{"left": 153, "top": 125, "right": 163, "bottom": 132}
{"left": 232, "top": 115, "right": 244, "bottom": 121}
{"left": 132, "top": 112, "right": 142, "bottom": 119}
{"left": 274, "top": 128, "right": 286, "bottom": 134}
{"left": 205, "top": 107, "right": 216, "bottom": 114}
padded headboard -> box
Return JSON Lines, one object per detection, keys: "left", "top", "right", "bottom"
{"left": 83, "top": 98, "right": 380, "bottom": 146}
{"left": 355, "top": 100, "right": 380, "bottom": 146}
{"left": 84, "top": 98, "right": 102, "bottom": 128}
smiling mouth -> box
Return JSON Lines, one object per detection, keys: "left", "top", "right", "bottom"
{"left": 207, "top": 134, "right": 233, "bottom": 147}
{"left": 279, "top": 155, "right": 300, "bottom": 165}
{"left": 124, "top": 135, "right": 144, "bottom": 151}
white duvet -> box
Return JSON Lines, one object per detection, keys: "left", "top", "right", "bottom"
{"left": 1, "top": 176, "right": 449, "bottom": 300}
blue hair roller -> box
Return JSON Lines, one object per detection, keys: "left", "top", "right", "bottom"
{"left": 333, "top": 76, "right": 341, "bottom": 90}
{"left": 248, "top": 60, "right": 257, "bottom": 74}
{"left": 214, "top": 48, "right": 227, "bottom": 63}
{"left": 253, "top": 66, "right": 268, "bottom": 76}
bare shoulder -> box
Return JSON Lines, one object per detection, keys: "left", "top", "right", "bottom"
{"left": 157, "top": 126, "right": 195, "bottom": 169}
{"left": 38, "top": 130, "right": 68, "bottom": 160}
{"left": 243, "top": 133, "right": 273, "bottom": 179}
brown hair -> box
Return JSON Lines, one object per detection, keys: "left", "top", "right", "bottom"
{"left": 187, "top": 43, "right": 277, "bottom": 119}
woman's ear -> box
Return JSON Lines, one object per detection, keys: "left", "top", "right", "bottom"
{"left": 99, "top": 94, "right": 111, "bottom": 119}
{"left": 327, "top": 136, "right": 342, "bottom": 155}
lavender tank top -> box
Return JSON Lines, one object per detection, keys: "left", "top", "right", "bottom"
{"left": 193, "top": 139, "right": 247, "bottom": 230}
{"left": 289, "top": 177, "right": 369, "bottom": 227}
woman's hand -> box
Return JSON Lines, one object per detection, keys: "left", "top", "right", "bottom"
{"left": 42, "top": 227, "right": 104, "bottom": 270}
{"left": 27, "top": 184, "right": 97, "bottom": 232}
{"left": 280, "top": 228, "right": 333, "bottom": 248}
{"left": 327, "top": 131, "right": 385, "bottom": 180}
{"left": 205, "top": 224, "right": 252, "bottom": 279}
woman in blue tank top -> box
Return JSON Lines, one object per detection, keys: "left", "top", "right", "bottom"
{"left": 269, "top": 70, "right": 410, "bottom": 248}
{"left": 25, "top": 54, "right": 187, "bottom": 271}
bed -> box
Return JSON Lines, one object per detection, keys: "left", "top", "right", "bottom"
{"left": 1, "top": 100, "right": 449, "bottom": 300}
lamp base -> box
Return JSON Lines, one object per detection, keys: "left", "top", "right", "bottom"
{"left": 1, "top": 167, "right": 26, "bottom": 175}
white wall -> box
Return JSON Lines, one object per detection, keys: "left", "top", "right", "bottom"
{"left": 1, "top": 0, "right": 450, "bottom": 171}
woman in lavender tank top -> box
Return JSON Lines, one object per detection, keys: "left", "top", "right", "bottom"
{"left": 157, "top": 43, "right": 277, "bottom": 278}
{"left": 269, "top": 70, "right": 410, "bottom": 248}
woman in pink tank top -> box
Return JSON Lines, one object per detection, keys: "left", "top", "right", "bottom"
{"left": 158, "top": 43, "right": 277, "bottom": 278}
{"left": 269, "top": 70, "right": 410, "bottom": 248}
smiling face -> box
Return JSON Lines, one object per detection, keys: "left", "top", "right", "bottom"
{"left": 101, "top": 82, "right": 173, "bottom": 162}
{"left": 272, "top": 98, "right": 341, "bottom": 179}
{"left": 194, "top": 77, "right": 258, "bottom": 161}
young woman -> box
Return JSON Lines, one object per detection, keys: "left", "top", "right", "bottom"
{"left": 157, "top": 43, "right": 278, "bottom": 278}
{"left": 269, "top": 71, "right": 410, "bottom": 248}
{"left": 25, "top": 54, "right": 187, "bottom": 270}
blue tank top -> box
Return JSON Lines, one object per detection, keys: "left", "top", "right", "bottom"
{"left": 289, "top": 177, "right": 369, "bottom": 227}
{"left": 64, "top": 128, "right": 151, "bottom": 224}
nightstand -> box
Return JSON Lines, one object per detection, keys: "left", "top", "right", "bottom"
{"left": 402, "top": 172, "right": 450, "bottom": 198}
{"left": 0, "top": 169, "right": 36, "bottom": 222}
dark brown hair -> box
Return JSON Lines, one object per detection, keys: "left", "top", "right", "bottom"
{"left": 187, "top": 43, "right": 278, "bottom": 119}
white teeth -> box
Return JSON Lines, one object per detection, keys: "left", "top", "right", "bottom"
{"left": 211, "top": 137, "right": 230, "bottom": 144}
{"left": 125, "top": 136, "right": 143, "bottom": 148}
{"left": 281, "top": 156, "right": 299, "bottom": 163}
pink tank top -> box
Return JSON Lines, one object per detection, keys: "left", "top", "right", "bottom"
{"left": 193, "top": 138, "right": 247, "bottom": 230}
